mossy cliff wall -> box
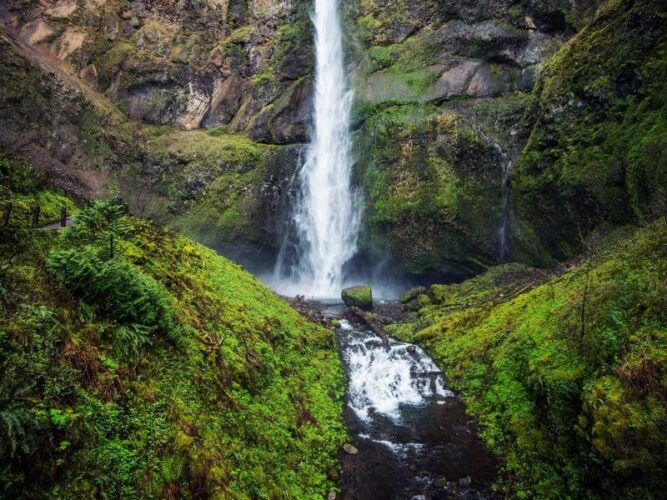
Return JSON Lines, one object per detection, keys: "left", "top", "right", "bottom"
{"left": 0, "top": 0, "right": 318, "bottom": 273}
{"left": 1, "top": 0, "right": 314, "bottom": 140}
{"left": 342, "top": 0, "right": 665, "bottom": 280}
{"left": 1, "top": 0, "right": 665, "bottom": 280}
{"left": 510, "top": 0, "right": 667, "bottom": 264}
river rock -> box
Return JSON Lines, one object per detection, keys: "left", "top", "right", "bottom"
{"left": 407, "top": 345, "right": 417, "bottom": 353}
{"left": 342, "top": 443, "right": 358, "bottom": 455}
{"left": 341, "top": 285, "right": 373, "bottom": 310}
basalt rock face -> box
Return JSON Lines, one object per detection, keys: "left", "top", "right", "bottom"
{"left": 0, "top": 0, "right": 314, "bottom": 142}
{"left": 342, "top": 0, "right": 603, "bottom": 280}
{"left": 509, "top": 0, "right": 667, "bottom": 264}
{"left": 0, "top": 0, "right": 313, "bottom": 273}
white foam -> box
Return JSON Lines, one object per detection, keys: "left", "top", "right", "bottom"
{"left": 345, "top": 338, "right": 452, "bottom": 422}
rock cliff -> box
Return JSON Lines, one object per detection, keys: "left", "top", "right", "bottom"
{"left": 0, "top": 0, "right": 664, "bottom": 282}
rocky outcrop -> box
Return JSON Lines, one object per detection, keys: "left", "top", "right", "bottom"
{"left": 0, "top": 0, "right": 315, "bottom": 143}
{"left": 342, "top": 0, "right": 635, "bottom": 280}
{"left": 509, "top": 0, "right": 667, "bottom": 264}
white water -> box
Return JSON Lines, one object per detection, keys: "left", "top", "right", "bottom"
{"left": 272, "top": 0, "right": 361, "bottom": 298}
{"left": 342, "top": 331, "right": 452, "bottom": 423}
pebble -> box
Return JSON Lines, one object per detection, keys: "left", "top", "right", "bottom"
{"left": 459, "top": 476, "right": 472, "bottom": 488}
{"left": 342, "top": 443, "right": 358, "bottom": 455}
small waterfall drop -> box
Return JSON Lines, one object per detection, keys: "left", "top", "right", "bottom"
{"left": 498, "top": 158, "right": 511, "bottom": 262}
{"left": 272, "top": 0, "right": 360, "bottom": 298}
{"left": 327, "top": 309, "right": 499, "bottom": 498}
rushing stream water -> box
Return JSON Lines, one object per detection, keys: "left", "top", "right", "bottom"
{"left": 322, "top": 305, "right": 499, "bottom": 499}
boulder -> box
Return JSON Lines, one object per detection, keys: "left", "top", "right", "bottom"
{"left": 400, "top": 286, "right": 427, "bottom": 304}
{"left": 341, "top": 285, "right": 373, "bottom": 310}
{"left": 342, "top": 443, "right": 358, "bottom": 455}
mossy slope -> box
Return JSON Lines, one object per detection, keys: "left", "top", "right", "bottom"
{"left": 0, "top": 156, "right": 346, "bottom": 498}
{"left": 390, "top": 221, "right": 667, "bottom": 498}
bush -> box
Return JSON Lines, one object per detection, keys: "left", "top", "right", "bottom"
{"left": 48, "top": 248, "right": 177, "bottom": 345}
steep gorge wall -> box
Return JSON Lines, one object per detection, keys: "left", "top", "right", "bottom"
{"left": 343, "top": 0, "right": 665, "bottom": 281}
{"left": 1, "top": 0, "right": 314, "bottom": 138}
{"left": 1, "top": 0, "right": 664, "bottom": 282}
{"left": 341, "top": 0, "right": 602, "bottom": 279}
{"left": 0, "top": 0, "right": 315, "bottom": 271}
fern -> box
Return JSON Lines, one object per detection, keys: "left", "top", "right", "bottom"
{"left": 0, "top": 385, "right": 33, "bottom": 458}
{"left": 48, "top": 249, "right": 177, "bottom": 348}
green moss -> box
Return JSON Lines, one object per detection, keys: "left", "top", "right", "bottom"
{"left": 251, "top": 70, "right": 275, "bottom": 86}
{"left": 0, "top": 152, "right": 77, "bottom": 226}
{"left": 390, "top": 221, "right": 667, "bottom": 497}
{"left": 341, "top": 285, "right": 373, "bottom": 309}
{"left": 353, "top": 103, "right": 500, "bottom": 278}
{"left": 511, "top": 0, "right": 667, "bottom": 263}
{"left": 0, "top": 163, "right": 347, "bottom": 497}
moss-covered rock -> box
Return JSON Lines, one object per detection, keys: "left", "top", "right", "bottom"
{"left": 342, "top": 285, "right": 373, "bottom": 310}
{"left": 399, "top": 286, "right": 427, "bottom": 304}
{"left": 510, "top": 0, "right": 667, "bottom": 264}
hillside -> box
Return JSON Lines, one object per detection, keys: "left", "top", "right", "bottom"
{"left": 0, "top": 154, "right": 346, "bottom": 498}
{"left": 390, "top": 221, "right": 667, "bottom": 497}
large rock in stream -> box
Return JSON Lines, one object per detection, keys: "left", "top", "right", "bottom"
{"left": 341, "top": 285, "right": 373, "bottom": 310}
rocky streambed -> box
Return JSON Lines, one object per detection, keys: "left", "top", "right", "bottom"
{"left": 316, "top": 302, "right": 499, "bottom": 499}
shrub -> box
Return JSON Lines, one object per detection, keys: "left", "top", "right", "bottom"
{"left": 48, "top": 248, "right": 177, "bottom": 347}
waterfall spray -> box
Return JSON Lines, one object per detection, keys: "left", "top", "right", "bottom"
{"left": 273, "top": 0, "right": 360, "bottom": 298}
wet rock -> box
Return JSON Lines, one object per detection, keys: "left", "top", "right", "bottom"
{"left": 407, "top": 345, "right": 417, "bottom": 353}
{"left": 343, "top": 443, "right": 358, "bottom": 455}
{"left": 249, "top": 78, "right": 313, "bottom": 144}
{"left": 459, "top": 476, "right": 472, "bottom": 488}
{"left": 400, "top": 286, "right": 427, "bottom": 304}
{"left": 342, "top": 285, "right": 373, "bottom": 310}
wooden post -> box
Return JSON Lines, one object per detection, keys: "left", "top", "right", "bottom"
{"left": 60, "top": 206, "right": 67, "bottom": 227}
{"left": 31, "top": 205, "right": 40, "bottom": 228}
{"left": 2, "top": 202, "right": 10, "bottom": 226}
{"left": 109, "top": 233, "right": 114, "bottom": 259}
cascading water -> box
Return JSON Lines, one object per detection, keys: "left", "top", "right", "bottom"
{"left": 272, "top": 0, "right": 360, "bottom": 298}
{"left": 325, "top": 309, "right": 499, "bottom": 498}
{"left": 498, "top": 158, "right": 512, "bottom": 262}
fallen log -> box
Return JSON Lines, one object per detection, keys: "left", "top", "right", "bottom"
{"left": 347, "top": 306, "right": 390, "bottom": 350}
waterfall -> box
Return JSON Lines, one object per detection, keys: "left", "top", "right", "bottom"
{"left": 272, "top": 0, "right": 360, "bottom": 298}
{"left": 498, "top": 159, "right": 511, "bottom": 262}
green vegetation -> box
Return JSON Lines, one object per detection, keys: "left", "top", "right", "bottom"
{"left": 511, "top": 0, "right": 667, "bottom": 263}
{"left": 353, "top": 104, "right": 500, "bottom": 278}
{"left": 0, "top": 157, "right": 346, "bottom": 498}
{"left": 390, "top": 222, "right": 667, "bottom": 498}
{"left": 0, "top": 153, "right": 76, "bottom": 226}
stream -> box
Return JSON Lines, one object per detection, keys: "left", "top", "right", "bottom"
{"left": 322, "top": 304, "right": 499, "bottom": 500}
